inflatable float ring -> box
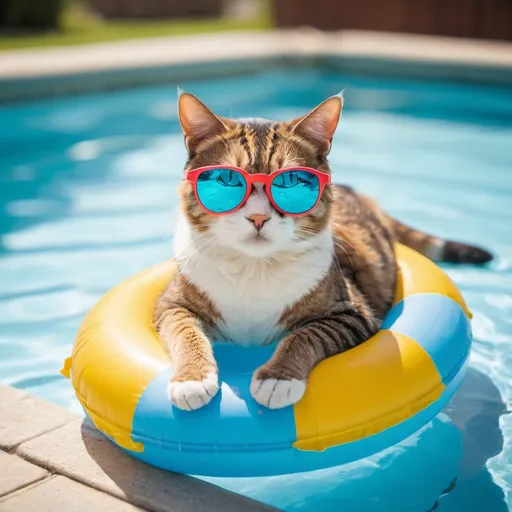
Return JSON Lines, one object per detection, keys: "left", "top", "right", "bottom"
{"left": 62, "top": 243, "right": 472, "bottom": 477}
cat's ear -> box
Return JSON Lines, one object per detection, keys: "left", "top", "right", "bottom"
{"left": 290, "top": 93, "right": 343, "bottom": 155}
{"left": 178, "top": 90, "right": 230, "bottom": 154}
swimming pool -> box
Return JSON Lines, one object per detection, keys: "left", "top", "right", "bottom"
{"left": 1, "top": 67, "right": 511, "bottom": 511}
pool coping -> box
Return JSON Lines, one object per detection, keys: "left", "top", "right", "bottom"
{"left": 1, "top": 29, "right": 512, "bottom": 101}
{"left": 0, "top": 384, "right": 279, "bottom": 511}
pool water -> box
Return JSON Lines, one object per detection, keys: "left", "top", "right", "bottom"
{"left": 1, "top": 67, "right": 511, "bottom": 511}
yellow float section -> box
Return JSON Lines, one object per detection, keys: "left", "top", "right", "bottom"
{"left": 394, "top": 244, "right": 471, "bottom": 317}
{"left": 293, "top": 243, "right": 470, "bottom": 451}
{"left": 62, "top": 262, "right": 177, "bottom": 452}
{"left": 62, "top": 243, "right": 470, "bottom": 452}
{"left": 293, "top": 331, "right": 443, "bottom": 451}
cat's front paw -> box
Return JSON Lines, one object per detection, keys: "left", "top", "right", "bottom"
{"left": 167, "top": 372, "right": 219, "bottom": 411}
{"left": 250, "top": 374, "right": 306, "bottom": 409}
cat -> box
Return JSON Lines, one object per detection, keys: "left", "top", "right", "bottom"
{"left": 155, "top": 91, "right": 493, "bottom": 411}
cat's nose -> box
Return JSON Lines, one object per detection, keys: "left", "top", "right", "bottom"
{"left": 246, "top": 214, "right": 270, "bottom": 232}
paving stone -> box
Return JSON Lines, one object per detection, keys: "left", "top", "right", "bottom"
{"left": 0, "top": 452, "right": 47, "bottom": 498}
{"left": 0, "top": 385, "right": 78, "bottom": 451}
{"left": 0, "top": 476, "right": 144, "bottom": 511}
{"left": 0, "top": 386, "right": 27, "bottom": 405}
{"left": 17, "top": 420, "right": 278, "bottom": 512}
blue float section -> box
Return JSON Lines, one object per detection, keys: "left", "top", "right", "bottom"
{"left": 130, "top": 343, "right": 297, "bottom": 475}
{"left": 382, "top": 294, "right": 472, "bottom": 383}
{"left": 125, "top": 357, "right": 469, "bottom": 477}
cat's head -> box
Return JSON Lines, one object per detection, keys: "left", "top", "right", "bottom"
{"left": 177, "top": 91, "right": 342, "bottom": 258}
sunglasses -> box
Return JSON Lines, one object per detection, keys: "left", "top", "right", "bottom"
{"left": 185, "top": 166, "right": 331, "bottom": 217}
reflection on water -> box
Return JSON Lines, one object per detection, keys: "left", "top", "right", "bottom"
{"left": 437, "top": 369, "right": 509, "bottom": 511}
{"left": 0, "top": 69, "right": 511, "bottom": 510}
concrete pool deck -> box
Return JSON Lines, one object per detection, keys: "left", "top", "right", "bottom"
{"left": 1, "top": 29, "right": 512, "bottom": 102}
{"left": 0, "top": 385, "right": 277, "bottom": 511}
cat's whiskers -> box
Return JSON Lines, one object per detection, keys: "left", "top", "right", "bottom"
{"left": 180, "top": 233, "right": 218, "bottom": 268}
{"left": 332, "top": 232, "right": 358, "bottom": 254}
{"left": 298, "top": 227, "right": 345, "bottom": 287}
{"left": 294, "top": 226, "right": 322, "bottom": 245}
{"left": 331, "top": 252, "right": 347, "bottom": 292}
{"left": 175, "top": 232, "right": 211, "bottom": 261}
{"left": 180, "top": 230, "right": 210, "bottom": 248}
{"left": 332, "top": 239, "right": 354, "bottom": 269}
{"left": 296, "top": 226, "right": 354, "bottom": 277}
{"left": 192, "top": 236, "right": 224, "bottom": 271}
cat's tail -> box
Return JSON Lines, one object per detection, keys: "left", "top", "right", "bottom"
{"left": 389, "top": 218, "right": 493, "bottom": 264}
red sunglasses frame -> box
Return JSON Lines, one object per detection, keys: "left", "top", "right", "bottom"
{"left": 185, "top": 165, "right": 331, "bottom": 217}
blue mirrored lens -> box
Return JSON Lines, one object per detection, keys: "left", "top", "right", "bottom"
{"left": 270, "top": 170, "right": 320, "bottom": 214}
{"left": 196, "top": 169, "right": 247, "bottom": 213}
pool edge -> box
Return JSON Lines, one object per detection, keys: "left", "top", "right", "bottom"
{"left": 1, "top": 29, "right": 512, "bottom": 102}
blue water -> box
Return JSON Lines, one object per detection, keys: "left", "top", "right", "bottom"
{"left": 1, "top": 67, "right": 511, "bottom": 511}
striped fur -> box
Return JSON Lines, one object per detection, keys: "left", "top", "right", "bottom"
{"left": 156, "top": 92, "right": 493, "bottom": 411}
{"left": 389, "top": 218, "right": 493, "bottom": 264}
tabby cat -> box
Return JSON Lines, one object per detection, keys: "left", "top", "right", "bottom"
{"left": 155, "top": 91, "right": 492, "bottom": 411}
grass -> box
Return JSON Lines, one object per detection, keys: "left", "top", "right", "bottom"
{"left": 0, "top": 2, "right": 272, "bottom": 51}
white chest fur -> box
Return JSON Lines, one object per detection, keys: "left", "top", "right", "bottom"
{"left": 174, "top": 220, "right": 333, "bottom": 346}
